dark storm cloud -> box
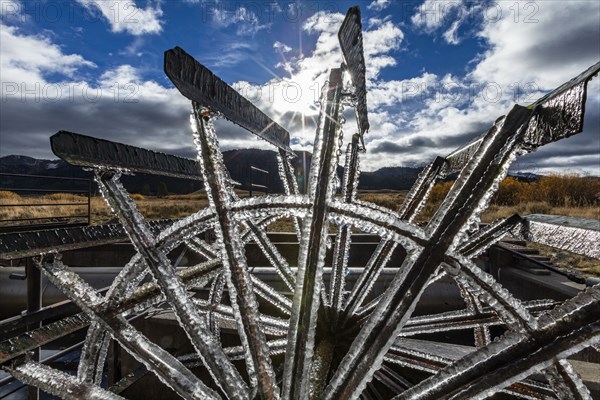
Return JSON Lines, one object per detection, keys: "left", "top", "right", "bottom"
{"left": 371, "top": 137, "right": 436, "bottom": 154}
{"left": 522, "top": 16, "right": 600, "bottom": 70}
{"left": 0, "top": 94, "right": 194, "bottom": 159}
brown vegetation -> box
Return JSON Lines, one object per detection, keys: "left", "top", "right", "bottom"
{"left": 418, "top": 174, "right": 600, "bottom": 222}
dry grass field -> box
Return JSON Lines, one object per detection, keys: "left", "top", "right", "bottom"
{"left": 1, "top": 174, "right": 598, "bottom": 276}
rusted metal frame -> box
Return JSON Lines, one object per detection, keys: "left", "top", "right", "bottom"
{"left": 282, "top": 67, "right": 344, "bottom": 400}
{"left": 322, "top": 105, "right": 534, "bottom": 399}
{"left": 544, "top": 360, "right": 592, "bottom": 400}
{"left": 394, "top": 285, "right": 600, "bottom": 400}
{"left": 329, "top": 134, "right": 361, "bottom": 322}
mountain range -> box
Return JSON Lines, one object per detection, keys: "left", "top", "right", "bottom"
{"left": 0, "top": 150, "right": 542, "bottom": 195}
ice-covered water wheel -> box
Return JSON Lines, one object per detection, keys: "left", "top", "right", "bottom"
{"left": 6, "top": 5, "right": 600, "bottom": 400}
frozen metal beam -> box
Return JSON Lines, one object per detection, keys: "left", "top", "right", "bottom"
{"left": 0, "top": 220, "right": 173, "bottom": 260}
{"left": 6, "top": 361, "right": 126, "bottom": 400}
{"left": 282, "top": 68, "right": 344, "bottom": 400}
{"left": 338, "top": 6, "right": 369, "bottom": 140}
{"left": 518, "top": 214, "right": 600, "bottom": 259}
{"left": 398, "top": 157, "right": 446, "bottom": 222}
{"left": 97, "top": 172, "right": 249, "bottom": 399}
{"left": 164, "top": 47, "right": 293, "bottom": 154}
{"left": 51, "top": 131, "right": 204, "bottom": 180}
{"left": 330, "top": 134, "right": 361, "bottom": 318}
{"left": 395, "top": 286, "right": 600, "bottom": 400}
{"left": 192, "top": 106, "right": 279, "bottom": 399}
{"left": 443, "top": 61, "right": 600, "bottom": 174}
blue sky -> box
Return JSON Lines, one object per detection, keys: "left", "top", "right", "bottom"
{"left": 1, "top": 0, "right": 599, "bottom": 174}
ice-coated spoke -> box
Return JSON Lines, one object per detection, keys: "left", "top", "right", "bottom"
{"left": 343, "top": 239, "right": 397, "bottom": 318}
{"left": 247, "top": 221, "right": 296, "bottom": 291}
{"left": 455, "top": 281, "right": 491, "bottom": 348}
{"left": 398, "top": 157, "right": 446, "bottom": 222}
{"left": 457, "top": 214, "right": 522, "bottom": 258}
{"left": 207, "top": 273, "right": 227, "bottom": 340}
{"left": 77, "top": 321, "right": 111, "bottom": 383}
{"left": 330, "top": 134, "right": 361, "bottom": 318}
{"left": 448, "top": 255, "right": 537, "bottom": 331}
{"left": 97, "top": 171, "right": 249, "bottom": 399}
{"left": 250, "top": 274, "right": 293, "bottom": 314}
{"left": 399, "top": 300, "right": 556, "bottom": 337}
{"left": 35, "top": 257, "right": 222, "bottom": 400}
{"left": 192, "top": 106, "right": 279, "bottom": 398}
{"left": 544, "top": 359, "right": 592, "bottom": 400}
{"left": 386, "top": 339, "right": 557, "bottom": 399}
{"left": 395, "top": 286, "right": 600, "bottom": 400}
{"left": 277, "top": 149, "right": 303, "bottom": 241}
{"left": 7, "top": 361, "right": 126, "bottom": 400}
{"left": 193, "top": 299, "right": 289, "bottom": 336}
{"left": 323, "top": 105, "right": 535, "bottom": 400}
{"left": 282, "top": 68, "right": 344, "bottom": 400}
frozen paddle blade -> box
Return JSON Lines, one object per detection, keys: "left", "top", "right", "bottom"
{"left": 338, "top": 6, "right": 369, "bottom": 139}
{"left": 0, "top": 220, "right": 172, "bottom": 260}
{"left": 522, "top": 61, "right": 600, "bottom": 149}
{"left": 445, "top": 137, "right": 484, "bottom": 173}
{"left": 521, "top": 214, "right": 600, "bottom": 259}
{"left": 51, "top": 131, "right": 203, "bottom": 180}
{"left": 165, "top": 47, "right": 294, "bottom": 154}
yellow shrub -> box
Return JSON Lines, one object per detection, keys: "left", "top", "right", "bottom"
{"left": 42, "top": 193, "right": 86, "bottom": 202}
{"left": 0, "top": 190, "right": 20, "bottom": 200}
{"left": 130, "top": 193, "right": 145, "bottom": 201}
